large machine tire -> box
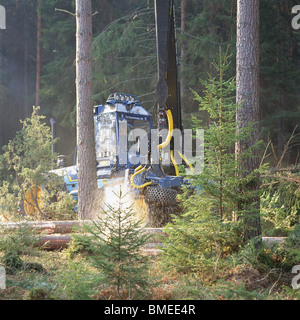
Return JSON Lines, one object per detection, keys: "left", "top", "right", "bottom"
{"left": 144, "top": 186, "right": 178, "bottom": 227}
{"left": 145, "top": 186, "right": 177, "bottom": 207}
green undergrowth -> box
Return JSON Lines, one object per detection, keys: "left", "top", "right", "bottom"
{"left": 0, "top": 221, "right": 299, "bottom": 300}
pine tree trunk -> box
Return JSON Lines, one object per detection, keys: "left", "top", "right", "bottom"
{"left": 23, "top": 0, "right": 29, "bottom": 118}
{"left": 35, "top": 0, "right": 42, "bottom": 109}
{"left": 76, "top": 0, "right": 99, "bottom": 219}
{"left": 236, "top": 0, "right": 261, "bottom": 240}
{"left": 180, "top": 0, "right": 187, "bottom": 111}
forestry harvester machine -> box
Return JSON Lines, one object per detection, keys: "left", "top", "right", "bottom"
{"left": 27, "top": 0, "right": 190, "bottom": 227}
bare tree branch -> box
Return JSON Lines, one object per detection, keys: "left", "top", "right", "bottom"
{"left": 55, "top": 8, "right": 75, "bottom": 16}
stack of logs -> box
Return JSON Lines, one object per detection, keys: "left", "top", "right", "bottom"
{"left": 0, "top": 220, "right": 286, "bottom": 251}
{"left": 0, "top": 220, "right": 166, "bottom": 253}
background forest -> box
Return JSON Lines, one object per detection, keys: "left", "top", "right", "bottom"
{"left": 0, "top": 0, "right": 299, "bottom": 166}
{"left": 0, "top": 0, "right": 299, "bottom": 301}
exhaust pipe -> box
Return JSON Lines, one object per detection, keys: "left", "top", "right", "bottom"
{"left": 50, "top": 118, "right": 67, "bottom": 168}
{"left": 50, "top": 118, "right": 56, "bottom": 155}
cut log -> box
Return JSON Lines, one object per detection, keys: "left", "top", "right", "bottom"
{"left": 34, "top": 227, "right": 167, "bottom": 250}
{"left": 0, "top": 221, "right": 168, "bottom": 238}
{"left": 38, "top": 234, "right": 72, "bottom": 250}
{"left": 36, "top": 234, "right": 165, "bottom": 251}
{"left": 0, "top": 220, "right": 87, "bottom": 234}
{"left": 2, "top": 220, "right": 287, "bottom": 251}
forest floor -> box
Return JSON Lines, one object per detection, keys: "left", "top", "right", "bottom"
{"left": 0, "top": 240, "right": 298, "bottom": 301}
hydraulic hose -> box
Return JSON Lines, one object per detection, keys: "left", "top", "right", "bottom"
{"left": 130, "top": 166, "right": 152, "bottom": 190}
{"left": 178, "top": 151, "right": 194, "bottom": 174}
{"left": 170, "top": 151, "right": 194, "bottom": 176}
{"left": 170, "top": 150, "right": 179, "bottom": 177}
{"left": 156, "top": 109, "right": 193, "bottom": 176}
{"left": 135, "top": 165, "right": 143, "bottom": 172}
{"left": 157, "top": 109, "right": 173, "bottom": 150}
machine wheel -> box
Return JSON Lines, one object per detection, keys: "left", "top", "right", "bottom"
{"left": 145, "top": 186, "right": 177, "bottom": 207}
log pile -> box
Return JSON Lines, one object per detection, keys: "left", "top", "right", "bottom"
{"left": 0, "top": 220, "right": 167, "bottom": 252}
{"left": 0, "top": 220, "right": 286, "bottom": 252}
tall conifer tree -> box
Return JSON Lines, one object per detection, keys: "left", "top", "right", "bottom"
{"left": 76, "top": 0, "right": 98, "bottom": 219}
{"left": 236, "top": 0, "right": 261, "bottom": 240}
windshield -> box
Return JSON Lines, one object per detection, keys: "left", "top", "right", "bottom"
{"left": 95, "top": 113, "right": 117, "bottom": 160}
{"left": 118, "top": 115, "right": 151, "bottom": 166}
{"left": 118, "top": 116, "right": 151, "bottom": 150}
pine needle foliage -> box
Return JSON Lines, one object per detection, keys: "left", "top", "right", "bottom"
{"left": 161, "top": 53, "right": 262, "bottom": 275}
{"left": 82, "top": 188, "right": 151, "bottom": 299}
{"left": 0, "top": 107, "right": 64, "bottom": 220}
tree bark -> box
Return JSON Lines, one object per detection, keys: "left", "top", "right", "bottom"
{"left": 35, "top": 0, "right": 42, "bottom": 109}
{"left": 236, "top": 0, "right": 261, "bottom": 240}
{"left": 76, "top": 0, "right": 99, "bottom": 219}
{"left": 23, "top": 0, "right": 29, "bottom": 118}
{"left": 180, "top": 0, "right": 187, "bottom": 111}
{"left": 38, "top": 234, "right": 72, "bottom": 250}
